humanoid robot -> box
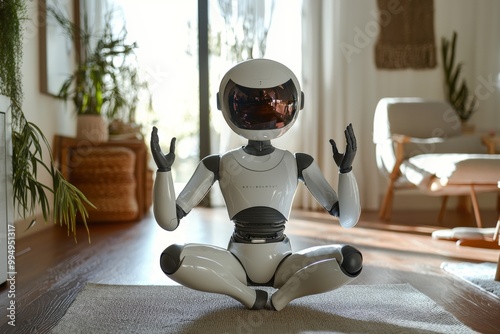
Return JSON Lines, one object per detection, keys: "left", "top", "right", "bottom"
{"left": 151, "top": 59, "right": 362, "bottom": 311}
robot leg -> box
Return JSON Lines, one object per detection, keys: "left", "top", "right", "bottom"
{"left": 160, "top": 243, "right": 268, "bottom": 310}
{"left": 271, "top": 244, "right": 362, "bottom": 311}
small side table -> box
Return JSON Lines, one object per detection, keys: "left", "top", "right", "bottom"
{"left": 53, "top": 135, "right": 152, "bottom": 221}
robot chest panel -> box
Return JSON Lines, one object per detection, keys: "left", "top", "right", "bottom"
{"left": 219, "top": 150, "right": 298, "bottom": 216}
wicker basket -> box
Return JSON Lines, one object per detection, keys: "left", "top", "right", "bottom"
{"left": 69, "top": 147, "right": 138, "bottom": 222}
{"left": 145, "top": 168, "right": 153, "bottom": 211}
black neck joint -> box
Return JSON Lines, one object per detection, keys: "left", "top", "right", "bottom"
{"left": 243, "top": 140, "right": 275, "bottom": 156}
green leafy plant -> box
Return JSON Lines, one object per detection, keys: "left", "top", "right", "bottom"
{"left": 441, "top": 31, "right": 478, "bottom": 122}
{"left": 48, "top": 6, "right": 151, "bottom": 125}
{"left": 0, "top": 0, "right": 93, "bottom": 241}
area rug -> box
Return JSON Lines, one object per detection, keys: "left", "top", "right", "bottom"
{"left": 441, "top": 261, "right": 500, "bottom": 299}
{"left": 51, "top": 283, "right": 475, "bottom": 334}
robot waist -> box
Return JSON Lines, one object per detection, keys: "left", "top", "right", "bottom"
{"left": 231, "top": 206, "right": 287, "bottom": 243}
{"left": 232, "top": 220, "right": 285, "bottom": 243}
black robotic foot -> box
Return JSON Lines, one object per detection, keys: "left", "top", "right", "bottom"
{"left": 269, "top": 298, "right": 277, "bottom": 311}
{"left": 251, "top": 289, "right": 268, "bottom": 310}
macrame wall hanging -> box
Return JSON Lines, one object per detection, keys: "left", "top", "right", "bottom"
{"left": 375, "top": 0, "right": 437, "bottom": 69}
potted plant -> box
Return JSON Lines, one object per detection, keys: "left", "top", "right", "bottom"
{"left": 0, "top": 0, "right": 92, "bottom": 241}
{"left": 441, "top": 31, "right": 478, "bottom": 129}
{"left": 48, "top": 5, "right": 151, "bottom": 142}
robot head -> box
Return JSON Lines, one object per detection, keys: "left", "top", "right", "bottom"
{"left": 217, "top": 59, "right": 304, "bottom": 141}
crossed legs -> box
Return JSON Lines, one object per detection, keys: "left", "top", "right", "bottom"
{"left": 160, "top": 242, "right": 362, "bottom": 310}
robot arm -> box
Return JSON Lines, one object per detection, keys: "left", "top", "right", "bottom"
{"left": 151, "top": 127, "right": 180, "bottom": 231}
{"left": 151, "top": 127, "right": 219, "bottom": 231}
{"left": 328, "top": 123, "right": 360, "bottom": 228}
{"left": 336, "top": 172, "right": 361, "bottom": 228}
{"left": 298, "top": 156, "right": 360, "bottom": 228}
{"left": 154, "top": 159, "right": 218, "bottom": 231}
{"left": 297, "top": 124, "right": 360, "bottom": 228}
{"left": 175, "top": 155, "right": 219, "bottom": 214}
{"left": 153, "top": 171, "right": 181, "bottom": 231}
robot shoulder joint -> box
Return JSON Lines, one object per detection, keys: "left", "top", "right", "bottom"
{"left": 202, "top": 154, "right": 221, "bottom": 179}
{"left": 295, "top": 153, "right": 314, "bottom": 181}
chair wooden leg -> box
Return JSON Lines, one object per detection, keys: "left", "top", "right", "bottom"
{"left": 469, "top": 185, "right": 483, "bottom": 228}
{"left": 456, "top": 195, "right": 471, "bottom": 214}
{"left": 494, "top": 215, "right": 500, "bottom": 243}
{"left": 379, "top": 182, "right": 395, "bottom": 221}
{"left": 494, "top": 216, "right": 500, "bottom": 282}
{"left": 438, "top": 196, "right": 448, "bottom": 224}
{"left": 497, "top": 192, "right": 500, "bottom": 214}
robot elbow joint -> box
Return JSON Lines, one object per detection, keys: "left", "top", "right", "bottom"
{"left": 159, "top": 218, "right": 179, "bottom": 231}
{"left": 329, "top": 202, "right": 340, "bottom": 217}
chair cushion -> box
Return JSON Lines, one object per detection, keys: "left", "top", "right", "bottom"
{"left": 375, "top": 135, "right": 487, "bottom": 178}
{"left": 401, "top": 154, "right": 500, "bottom": 195}
{"left": 373, "top": 98, "right": 462, "bottom": 143}
{"left": 402, "top": 134, "right": 487, "bottom": 158}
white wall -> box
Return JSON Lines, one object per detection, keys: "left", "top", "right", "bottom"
{"left": 15, "top": 1, "right": 77, "bottom": 236}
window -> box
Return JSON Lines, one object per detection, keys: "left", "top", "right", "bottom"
{"left": 110, "top": 0, "right": 301, "bottom": 185}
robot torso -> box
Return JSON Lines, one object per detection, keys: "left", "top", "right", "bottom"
{"left": 219, "top": 147, "right": 298, "bottom": 241}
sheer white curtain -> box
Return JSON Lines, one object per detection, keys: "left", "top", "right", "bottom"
{"left": 298, "top": 0, "right": 378, "bottom": 210}
{"left": 216, "top": 0, "right": 302, "bottom": 154}
{"left": 81, "top": 0, "right": 107, "bottom": 34}
{"left": 299, "top": 0, "right": 500, "bottom": 211}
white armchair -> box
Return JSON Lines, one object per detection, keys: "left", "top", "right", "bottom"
{"left": 373, "top": 97, "right": 500, "bottom": 227}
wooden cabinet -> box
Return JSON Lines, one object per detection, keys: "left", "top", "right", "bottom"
{"left": 53, "top": 135, "right": 152, "bottom": 222}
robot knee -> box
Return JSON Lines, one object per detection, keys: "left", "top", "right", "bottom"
{"left": 160, "top": 244, "right": 184, "bottom": 275}
{"left": 340, "top": 245, "right": 362, "bottom": 277}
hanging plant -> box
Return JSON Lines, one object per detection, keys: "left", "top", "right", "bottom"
{"left": 441, "top": 31, "right": 478, "bottom": 123}
{"left": 0, "top": 0, "right": 93, "bottom": 241}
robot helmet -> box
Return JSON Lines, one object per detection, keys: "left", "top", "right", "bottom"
{"left": 217, "top": 59, "right": 304, "bottom": 141}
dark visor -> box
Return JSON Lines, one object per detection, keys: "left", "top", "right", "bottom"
{"left": 226, "top": 79, "right": 298, "bottom": 130}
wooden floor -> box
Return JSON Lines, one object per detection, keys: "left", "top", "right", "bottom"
{"left": 1, "top": 207, "right": 500, "bottom": 333}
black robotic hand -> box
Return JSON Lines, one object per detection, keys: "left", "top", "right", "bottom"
{"left": 150, "top": 126, "right": 176, "bottom": 172}
{"left": 329, "top": 123, "right": 357, "bottom": 173}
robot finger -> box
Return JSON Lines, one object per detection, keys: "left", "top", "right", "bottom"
{"left": 329, "top": 139, "right": 344, "bottom": 168}
{"left": 345, "top": 123, "right": 357, "bottom": 152}
{"left": 169, "top": 137, "right": 177, "bottom": 154}
{"left": 150, "top": 128, "right": 161, "bottom": 152}
{"left": 151, "top": 129, "right": 163, "bottom": 155}
{"left": 329, "top": 139, "right": 339, "bottom": 155}
{"left": 151, "top": 127, "right": 162, "bottom": 147}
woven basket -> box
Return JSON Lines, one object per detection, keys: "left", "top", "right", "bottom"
{"left": 69, "top": 147, "right": 138, "bottom": 222}
{"left": 145, "top": 168, "right": 153, "bottom": 211}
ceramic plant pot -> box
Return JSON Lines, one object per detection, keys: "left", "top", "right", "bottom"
{"left": 76, "top": 115, "right": 109, "bottom": 143}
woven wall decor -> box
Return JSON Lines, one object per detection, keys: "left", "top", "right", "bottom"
{"left": 375, "top": 0, "right": 437, "bottom": 69}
